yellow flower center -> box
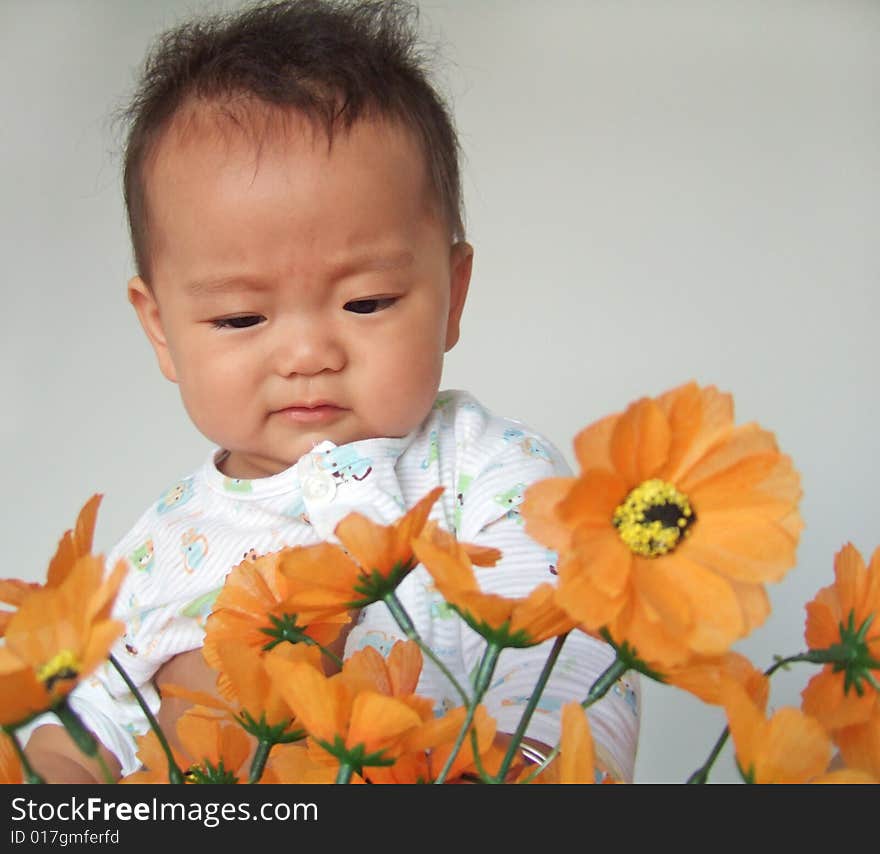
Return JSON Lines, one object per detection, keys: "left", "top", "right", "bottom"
{"left": 36, "top": 649, "right": 81, "bottom": 693}
{"left": 612, "top": 478, "right": 696, "bottom": 557}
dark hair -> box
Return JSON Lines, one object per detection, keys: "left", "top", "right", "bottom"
{"left": 121, "top": 0, "right": 464, "bottom": 283}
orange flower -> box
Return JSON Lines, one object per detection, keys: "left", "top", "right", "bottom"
{"left": 0, "top": 731, "right": 23, "bottom": 784}
{"left": 340, "top": 640, "right": 433, "bottom": 719}
{"left": 801, "top": 543, "right": 880, "bottom": 731}
{"left": 0, "top": 552, "right": 126, "bottom": 727}
{"left": 264, "top": 655, "right": 424, "bottom": 775}
{"left": 367, "top": 703, "right": 504, "bottom": 783}
{"left": 278, "top": 487, "right": 443, "bottom": 610}
{"left": 412, "top": 524, "right": 577, "bottom": 647}
{"left": 336, "top": 640, "right": 504, "bottom": 783}
{"left": 203, "top": 552, "right": 349, "bottom": 671}
{"left": 122, "top": 706, "right": 252, "bottom": 784}
{"left": 722, "top": 681, "right": 873, "bottom": 783}
{"left": 522, "top": 382, "right": 802, "bottom": 666}
{"left": 161, "top": 641, "right": 320, "bottom": 739}
{"left": 0, "top": 495, "right": 103, "bottom": 637}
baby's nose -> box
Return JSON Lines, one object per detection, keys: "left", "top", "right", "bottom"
{"left": 271, "top": 317, "right": 346, "bottom": 376}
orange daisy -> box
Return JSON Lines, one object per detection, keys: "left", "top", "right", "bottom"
{"left": 522, "top": 381, "right": 802, "bottom": 666}
{"left": 264, "top": 655, "right": 425, "bottom": 779}
{"left": 121, "top": 706, "right": 252, "bottom": 784}
{"left": 0, "top": 552, "right": 126, "bottom": 727}
{"left": 337, "top": 640, "right": 504, "bottom": 783}
{"left": 340, "top": 640, "right": 433, "bottom": 719}
{"left": 203, "top": 551, "right": 349, "bottom": 672}
{"left": 722, "top": 681, "right": 873, "bottom": 783}
{"left": 278, "top": 487, "right": 443, "bottom": 610}
{"left": 801, "top": 543, "right": 880, "bottom": 731}
{"left": 366, "top": 703, "right": 505, "bottom": 784}
{"left": 161, "top": 641, "right": 319, "bottom": 741}
{"left": 0, "top": 494, "right": 103, "bottom": 637}
{"left": 412, "top": 523, "right": 577, "bottom": 648}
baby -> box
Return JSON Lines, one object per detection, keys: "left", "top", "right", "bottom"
{"left": 25, "top": 0, "right": 639, "bottom": 782}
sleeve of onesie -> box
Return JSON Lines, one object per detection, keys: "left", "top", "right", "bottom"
{"left": 455, "top": 425, "right": 641, "bottom": 783}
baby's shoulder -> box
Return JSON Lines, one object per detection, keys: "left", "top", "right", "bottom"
{"left": 105, "top": 466, "right": 206, "bottom": 565}
{"left": 423, "top": 389, "right": 569, "bottom": 473}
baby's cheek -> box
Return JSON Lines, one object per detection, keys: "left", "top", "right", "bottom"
{"left": 373, "top": 348, "right": 443, "bottom": 429}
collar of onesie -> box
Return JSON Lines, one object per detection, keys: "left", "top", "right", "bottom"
{"left": 201, "top": 434, "right": 415, "bottom": 539}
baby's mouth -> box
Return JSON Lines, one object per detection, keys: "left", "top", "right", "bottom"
{"left": 275, "top": 402, "right": 346, "bottom": 424}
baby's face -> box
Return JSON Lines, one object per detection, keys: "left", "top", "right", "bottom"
{"left": 129, "top": 106, "right": 471, "bottom": 478}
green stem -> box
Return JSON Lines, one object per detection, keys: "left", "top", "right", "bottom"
{"left": 248, "top": 740, "right": 272, "bottom": 784}
{"left": 53, "top": 702, "right": 115, "bottom": 785}
{"left": 335, "top": 761, "right": 355, "bottom": 784}
{"left": 583, "top": 655, "right": 630, "bottom": 711}
{"left": 383, "top": 592, "right": 469, "bottom": 706}
{"left": 686, "top": 728, "right": 729, "bottom": 784}
{"left": 495, "top": 633, "right": 568, "bottom": 782}
{"left": 520, "top": 653, "right": 630, "bottom": 784}
{"left": 686, "top": 652, "right": 816, "bottom": 784}
{"left": 109, "top": 654, "right": 184, "bottom": 784}
{"left": 307, "top": 639, "right": 344, "bottom": 670}
{"left": 3, "top": 726, "right": 45, "bottom": 784}
{"left": 465, "top": 725, "right": 493, "bottom": 783}
{"left": 434, "top": 643, "right": 502, "bottom": 784}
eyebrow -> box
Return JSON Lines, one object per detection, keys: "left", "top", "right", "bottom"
{"left": 184, "top": 251, "right": 415, "bottom": 296}
{"left": 327, "top": 250, "right": 415, "bottom": 280}
{"left": 184, "top": 277, "right": 272, "bottom": 296}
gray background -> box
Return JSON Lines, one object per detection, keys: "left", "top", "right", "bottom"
{"left": 2, "top": 0, "right": 878, "bottom": 783}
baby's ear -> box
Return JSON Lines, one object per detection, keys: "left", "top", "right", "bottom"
{"left": 445, "top": 241, "right": 473, "bottom": 351}
{"left": 127, "top": 276, "right": 178, "bottom": 383}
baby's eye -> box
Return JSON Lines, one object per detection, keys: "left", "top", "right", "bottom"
{"left": 211, "top": 315, "right": 264, "bottom": 329}
{"left": 343, "top": 297, "right": 396, "bottom": 314}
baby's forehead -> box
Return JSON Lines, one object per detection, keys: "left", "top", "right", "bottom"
{"left": 142, "top": 97, "right": 440, "bottom": 241}
{"left": 151, "top": 96, "right": 412, "bottom": 174}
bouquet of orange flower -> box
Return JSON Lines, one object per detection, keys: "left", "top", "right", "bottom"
{"left": 2, "top": 382, "right": 878, "bottom": 785}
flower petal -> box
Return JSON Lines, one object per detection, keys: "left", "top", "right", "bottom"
{"left": 573, "top": 411, "right": 617, "bottom": 472}
{"left": 511, "top": 584, "right": 578, "bottom": 644}
{"left": 386, "top": 640, "right": 423, "bottom": 696}
{"left": 278, "top": 543, "right": 364, "bottom": 609}
{"left": 758, "top": 708, "right": 831, "bottom": 784}
{"left": 346, "top": 691, "right": 423, "bottom": 755}
{"left": 684, "top": 513, "right": 799, "bottom": 585}
{"left": 836, "top": 714, "right": 880, "bottom": 779}
{"left": 521, "top": 478, "right": 576, "bottom": 552}
{"left": 557, "top": 702, "right": 596, "bottom": 783}
{"left": 556, "top": 470, "right": 628, "bottom": 531}
{"left": 610, "top": 398, "right": 671, "bottom": 484}
{"left": 568, "top": 528, "right": 632, "bottom": 598}
{"left": 657, "top": 383, "right": 734, "bottom": 483}
{"left": 557, "top": 553, "right": 628, "bottom": 630}
{"left": 801, "top": 668, "right": 875, "bottom": 731}
{"left": 265, "top": 658, "right": 343, "bottom": 744}
{"left": 46, "top": 494, "right": 102, "bottom": 588}
{"left": 804, "top": 600, "right": 840, "bottom": 650}
{"left": 633, "top": 552, "right": 746, "bottom": 655}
